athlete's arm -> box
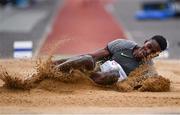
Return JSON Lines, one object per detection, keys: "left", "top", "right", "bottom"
{"left": 89, "top": 47, "right": 110, "bottom": 62}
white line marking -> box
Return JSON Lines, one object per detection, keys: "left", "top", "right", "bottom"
{"left": 14, "top": 41, "right": 33, "bottom": 49}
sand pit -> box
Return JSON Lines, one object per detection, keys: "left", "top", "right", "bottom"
{"left": 0, "top": 58, "right": 180, "bottom": 114}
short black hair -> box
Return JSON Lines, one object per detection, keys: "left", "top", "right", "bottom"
{"left": 151, "top": 35, "right": 167, "bottom": 51}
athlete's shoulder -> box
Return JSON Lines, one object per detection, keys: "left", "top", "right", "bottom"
{"left": 107, "top": 39, "right": 138, "bottom": 54}
{"left": 110, "top": 39, "right": 137, "bottom": 44}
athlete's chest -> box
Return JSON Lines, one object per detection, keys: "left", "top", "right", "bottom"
{"left": 111, "top": 49, "right": 142, "bottom": 75}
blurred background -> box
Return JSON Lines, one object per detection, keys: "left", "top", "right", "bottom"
{"left": 0, "top": 0, "right": 180, "bottom": 59}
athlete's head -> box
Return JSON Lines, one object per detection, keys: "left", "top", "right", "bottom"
{"left": 133, "top": 35, "right": 168, "bottom": 60}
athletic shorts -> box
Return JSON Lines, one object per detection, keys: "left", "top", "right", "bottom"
{"left": 100, "top": 60, "right": 127, "bottom": 82}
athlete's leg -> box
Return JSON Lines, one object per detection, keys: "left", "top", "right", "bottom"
{"left": 56, "top": 55, "right": 95, "bottom": 72}
{"left": 90, "top": 70, "right": 119, "bottom": 85}
{"left": 53, "top": 58, "right": 69, "bottom": 65}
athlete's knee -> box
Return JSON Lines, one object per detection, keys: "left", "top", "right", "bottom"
{"left": 90, "top": 70, "right": 119, "bottom": 85}
{"left": 79, "top": 55, "right": 95, "bottom": 70}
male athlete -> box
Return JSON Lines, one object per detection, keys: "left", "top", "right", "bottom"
{"left": 53, "top": 35, "right": 167, "bottom": 85}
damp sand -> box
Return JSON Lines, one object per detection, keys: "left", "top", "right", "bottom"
{"left": 0, "top": 58, "right": 180, "bottom": 114}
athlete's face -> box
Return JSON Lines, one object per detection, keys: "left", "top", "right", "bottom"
{"left": 134, "top": 39, "right": 161, "bottom": 61}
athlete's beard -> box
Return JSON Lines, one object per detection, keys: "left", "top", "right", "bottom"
{"left": 133, "top": 47, "right": 146, "bottom": 61}
{"left": 133, "top": 47, "right": 159, "bottom": 62}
